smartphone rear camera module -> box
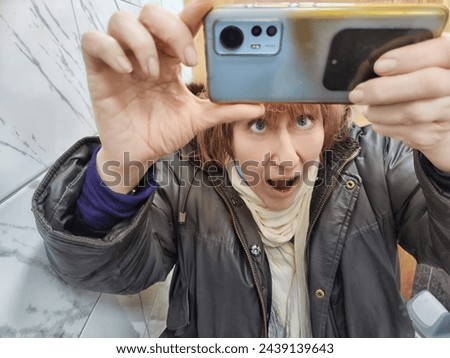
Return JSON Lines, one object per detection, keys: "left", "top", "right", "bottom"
{"left": 266, "top": 25, "right": 278, "bottom": 37}
{"left": 213, "top": 20, "right": 282, "bottom": 56}
{"left": 251, "top": 25, "right": 262, "bottom": 37}
{"left": 220, "top": 26, "right": 244, "bottom": 50}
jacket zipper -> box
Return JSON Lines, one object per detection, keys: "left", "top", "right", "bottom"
{"left": 303, "top": 147, "right": 360, "bottom": 321}
{"left": 306, "top": 147, "right": 361, "bottom": 247}
{"left": 214, "top": 186, "right": 269, "bottom": 338}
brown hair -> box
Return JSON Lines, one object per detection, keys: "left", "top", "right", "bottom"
{"left": 188, "top": 83, "right": 351, "bottom": 166}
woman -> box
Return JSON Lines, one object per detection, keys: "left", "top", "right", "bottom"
{"left": 32, "top": 0, "right": 450, "bottom": 337}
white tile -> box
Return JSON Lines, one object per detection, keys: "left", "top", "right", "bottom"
{"left": 0, "top": 176, "right": 99, "bottom": 337}
{"left": 117, "top": 0, "right": 159, "bottom": 16}
{"left": 142, "top": 328, "right": 150, "bottom": 338}
{"left": 0, "top": 0, "right": 96, "bottom": 201}
{"left": 72, "top": 0, "right": 119, "bottom": 34}
{"left": 0, "top": 0, "right": 186, "bottom": 339}
{"left": 141, "top": 271, "right": 171, "bottom": 337}
{"left": 121, "top": 0, "right": 143, "bottom": 8}
{"left": 79, "top": 293, "right": 146, "bottom": 337}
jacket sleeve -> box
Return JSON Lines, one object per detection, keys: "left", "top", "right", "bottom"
{"left": 31, "top": 137, "right": 178, "bottom": 294}
{"left": 380, "top": 131, "right": 450, "bottom": 274}
{"left": 408, "top": 150, "right": 450, "bottom": 272}
{"left": 74, "top": 145, "right": 157, "bottom": 232}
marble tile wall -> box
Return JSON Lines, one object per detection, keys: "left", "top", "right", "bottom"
{"left": 0, "top": 0, "right": 184, "bottom": 338}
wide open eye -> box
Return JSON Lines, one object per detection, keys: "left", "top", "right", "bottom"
{"left": 296, "top": 115, "right": 313, "bottom": 129}
{"left": 250, "top": 120, "right": 267, "bottom": 133}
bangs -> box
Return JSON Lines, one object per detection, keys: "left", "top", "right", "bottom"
{"left": 264, "top": 103, "right": 322, "bottom": 123}
{"left": 187, "top": 83, "right": 351, "bottom": 167}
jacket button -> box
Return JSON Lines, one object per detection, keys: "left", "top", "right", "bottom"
{"left": 345, "top": 180, "right": 356, "bottom": 190}
{"left": 250, "top": 244, "right": 262, "bottom": 257}
{"left": 315, "top": 289, "right": 325, "bottom": 299}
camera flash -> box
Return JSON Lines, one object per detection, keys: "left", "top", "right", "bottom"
{"left": 251, "top": 44, "right": 261, "bottom": 49}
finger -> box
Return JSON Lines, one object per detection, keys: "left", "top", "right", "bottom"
{"left": 179, "top": 0, "right": 214, "bottom": 36}
{"left": 139, "top": 3, "right": 207, "bottom": 66}
{"left": 371, "top": 122, "right": 450, "bottom": 150}
{"left": 349, "top": 67, "right": 450, "bottom": 105}
{"left": 81, "top": 31, "right": 133, "bottom": 74}
{"left": 370, "top": 123, "right": 405, "bottom": 142}
{"left": 373, "top": 34, "right": 450, "bottom": 76}
{"left": 107, "top": 11, "right": 159, "bottom": 77}
{"left": 365, "top": 96, "right": 450, "bottom": 126}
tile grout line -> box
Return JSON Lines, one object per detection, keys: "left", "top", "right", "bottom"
{"left": 0, "top": 167, "right": 49, "bottom": 207}
{"left": 78, "top": 293, "right": 103, "bottom": 338}
{"left": 146, "top": 284, "right": 162, "bottom": 337}
{"left": 138, "top": 292, "right": 150, "bottom": 338}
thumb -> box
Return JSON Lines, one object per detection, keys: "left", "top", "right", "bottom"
{"left": 179, "top": 0, "right": 214, "bottom": 37}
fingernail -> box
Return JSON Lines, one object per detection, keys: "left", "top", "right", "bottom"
{"left": 349, "top": 89, "right": 364, "bottom": 104}
{"left": 117, "top": 55, "right": 133, "bottom": 73}
{"left": 147, "top": 57, "right": 160, "bottom": 78}
{"left": 374, "top": 58, "right": 397, "bottom": 74}
{"left": 184, "top": 45, "right": 198, "bottom": 66}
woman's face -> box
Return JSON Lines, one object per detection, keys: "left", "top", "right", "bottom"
{"left": 231, "top": 106, "right": 324, "bottom": 211}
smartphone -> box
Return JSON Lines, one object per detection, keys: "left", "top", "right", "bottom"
{"left": 203, "top": 3, "right": 449, "bottom": 103}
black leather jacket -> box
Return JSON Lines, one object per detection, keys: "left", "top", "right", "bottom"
{"left": 32, "top": 125, "right": 450, "bottom": 337}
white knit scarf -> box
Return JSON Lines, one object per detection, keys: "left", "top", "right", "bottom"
{"left": 227, "top": 162, "right": 318, "bottom": 337}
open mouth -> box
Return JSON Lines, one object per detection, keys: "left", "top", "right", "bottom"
{"left": 267, "top": 176, "right": 301, "bottom": 192}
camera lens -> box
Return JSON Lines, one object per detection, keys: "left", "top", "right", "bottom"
{"left": 251, "top": 25, "right": 262, "bottom": 37}
{"left": 220, "top": 26, "right": 244, "bottom": 50}
{"left": 266, "top": 25, "right": 277, "bottom": 37}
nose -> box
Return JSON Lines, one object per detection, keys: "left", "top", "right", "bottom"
{"left": 269, "top": 128, "right": 300, "bottom": 170}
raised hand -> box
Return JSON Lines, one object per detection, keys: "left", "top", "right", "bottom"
{"left": 81, "top": 0, "right": 264, "bottom": 193}
{"left": 349, "top": 34, "right": 450, "bottom": 173}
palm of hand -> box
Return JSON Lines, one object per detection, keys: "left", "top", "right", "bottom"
{"left": 87, "top": 53, "right": 200, "bottom": 164}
